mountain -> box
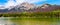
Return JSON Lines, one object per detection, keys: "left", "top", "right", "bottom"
{"left": 8, "top": 2, "right": 36, "bottom": 12}
{"left": 40, "top": 4, "right": 52, "bottom": 9}
{"left": 0, "top": 3, "right": 60, "bottom": 13}
{"left": 30, "top": 4, "right": 60, "bottom": 12}
{"left": 20, "top": 2, "right": 36, "bottom": 10}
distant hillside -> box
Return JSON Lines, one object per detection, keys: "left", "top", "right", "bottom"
{"left": 28, "top": 4, "right": 60, "bottom": 12}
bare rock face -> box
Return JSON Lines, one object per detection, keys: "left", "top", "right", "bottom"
{"left": 34, "top": 4, "right": 60, "bottom": 12}
{"left": 0, "top": 3, "right": 60, "bottom": 13}
{"left": 20, "top": 2, "right": 36, "bottom": 10}
{"left": 41, "top": 4, "right": 51, "bottom": 9}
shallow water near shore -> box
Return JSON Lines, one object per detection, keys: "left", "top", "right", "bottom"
{"left": 0, "top": 17, "right": 60, "bottom": 25}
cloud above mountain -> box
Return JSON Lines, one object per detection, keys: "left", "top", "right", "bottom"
{"left": 0, "top": 0, "right": 60, "bottom": 9}
{"left": 15, "top": 0, "right": 46, "bottom": 3}
{"left": 0, "top": 0, "right": 46, "bottom": 7}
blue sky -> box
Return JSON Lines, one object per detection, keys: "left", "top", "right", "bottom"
{"left": 34, "top": 0, "right": 60, "bottom": 5}
{"left": 0, "top": 0, "right": 16, "bottom": 5}
{"left": 0, "top": 0, "right": 8, "bottom": 5}
{"left": 0, "top": 0, "right": 60, "bottom": 6}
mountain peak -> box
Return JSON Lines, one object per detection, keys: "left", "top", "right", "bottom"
{"left": 41, "top": 4, "right": 52, "bottom": 9}
{"left": 20, "top": 2, "right": 36, "bottom": 10}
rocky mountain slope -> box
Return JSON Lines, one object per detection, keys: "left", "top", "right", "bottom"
{"left": 0, "top": 3, "right": 60, "bottom": 13}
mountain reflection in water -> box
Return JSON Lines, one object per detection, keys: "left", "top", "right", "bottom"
{"left": 0, "top": 17, "right": 60, "bottom": 25}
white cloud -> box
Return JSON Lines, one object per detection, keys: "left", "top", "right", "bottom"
{"left": 28, "top": 0, "right": 46, "bottom": 3}
{"left": 0, "top": 0, "right": 46, "bottom": 9}
{"left": 0, "top": 5, "right": 2, "bottom": 7}
{"left": 4, "top": 0, "right": 16, "bottom": 8}
{"left": 5, "top": 0, "right": 46, "bottom": 7}
{"left": 15, "top": 0, "right": 46, "bottom": 3}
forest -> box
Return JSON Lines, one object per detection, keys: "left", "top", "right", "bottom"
{"left": 0, "top": 11, "right": 60, "bottom": 18}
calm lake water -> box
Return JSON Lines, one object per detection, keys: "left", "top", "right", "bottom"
{"left": 0, "top": 17, "right": 60, "bottom": 25}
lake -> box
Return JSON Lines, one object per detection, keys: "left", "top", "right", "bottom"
{"left": 0, "top": 17, "right": 60, "bottom": 25}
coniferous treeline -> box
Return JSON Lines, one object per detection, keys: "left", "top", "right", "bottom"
{"left": 0, "top": 12, "right": 60, "bottom": 18}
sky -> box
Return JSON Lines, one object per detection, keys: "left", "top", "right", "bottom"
{"left": 0, "top": 0, "right": 60, "bottom": 8}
